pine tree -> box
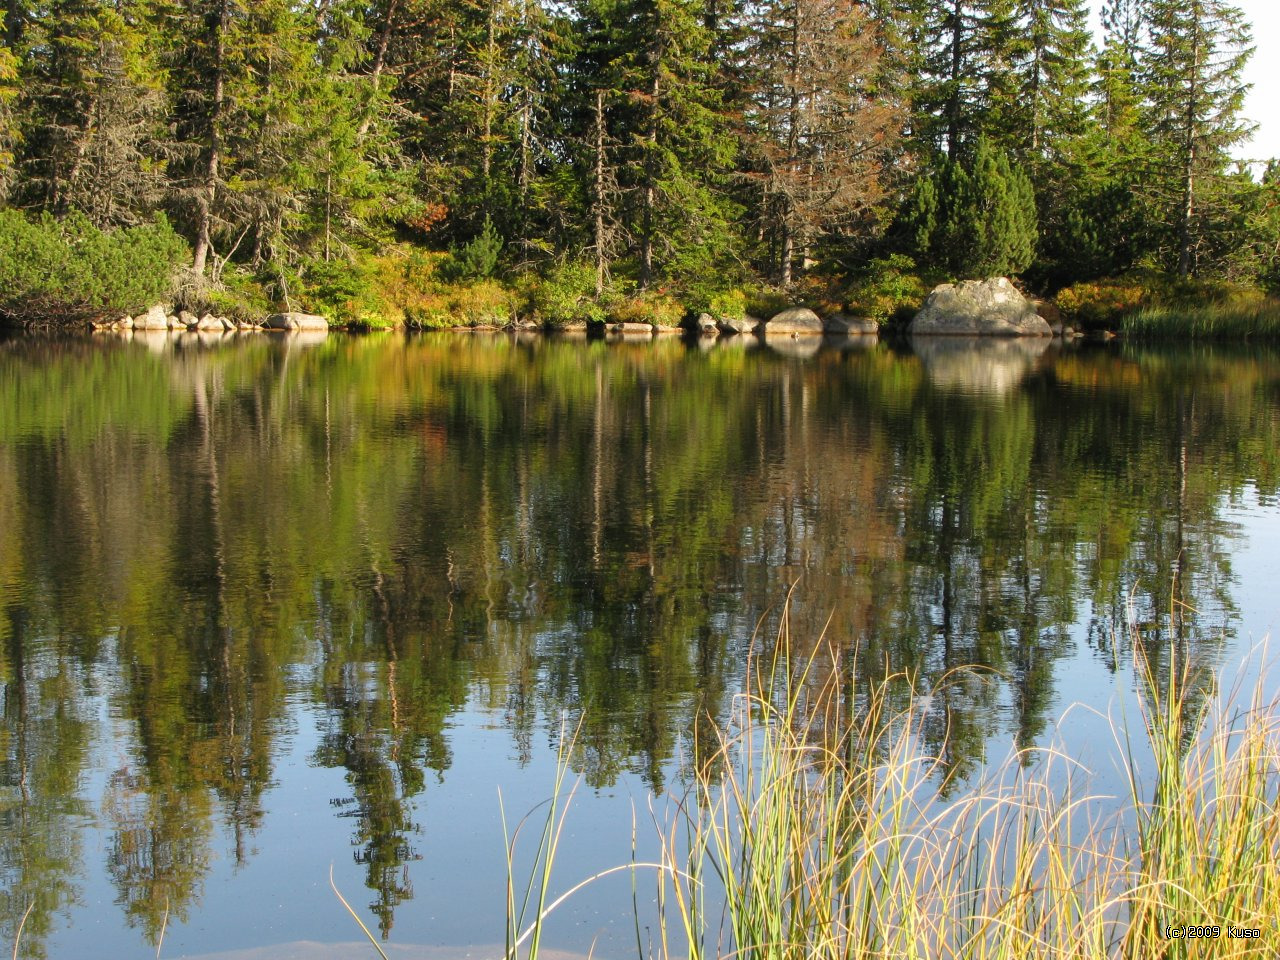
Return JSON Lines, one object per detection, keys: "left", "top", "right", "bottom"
{"left": 567, "top": 0, "right": 740, "bottom": 289}
{"left": 905, "top": 137, "right": 1037, "bottom": 277}
{"left": 1142, "top": 0, "right": 1254, "bottom": 277}
{"left": 13, "top": 0, "right": 167, "bottom": 226}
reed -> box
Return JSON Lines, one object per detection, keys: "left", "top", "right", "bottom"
{"left": 1120, "top": 301, "right": 1280, "bottom": 339}
{"left": 648, "top": 616, "right": 1280, "bottom": 960}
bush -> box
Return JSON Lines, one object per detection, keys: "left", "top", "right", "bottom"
{"left": 707, "top": 288, "right": 747, "bottom": 321}
{"left": 516, "top": 262, "right": 607, "bottom": 326}
{"left": 606, "top": 293, "right": 684, "bottom": 327}
{"left": 1054, "top": 274, "right": 1160, "bottom": 329}
{"left": 0, "top": 210, "right": 189, "bottom": 326}
{"left": 440, "top": 217, "right": 503, "bottom": 282}
{"left": 844, "top": 254, "right": 930, "bottom": 326}
{"left": 1054, "top": 272, "right": 1269, "bottom": 331}
{"left": 742, "top": 285, "right": 792, "bottom": 320}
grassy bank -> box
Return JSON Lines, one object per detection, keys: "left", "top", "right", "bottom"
{"left": 1055, "top": 274, "right": 1280, "bottom": 339}
{"left": 486, "top": 620, "right": 1279, "bottom": 960}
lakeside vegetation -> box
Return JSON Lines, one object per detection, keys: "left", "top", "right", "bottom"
{"left": 0, "top": 0, "right": 1278, "bottom": 333}
{"left": 433, "top": 617, "right": 1280, "bottom": 960}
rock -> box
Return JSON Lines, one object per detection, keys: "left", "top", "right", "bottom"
{"left": 179, "top": 310, "right": 198, "bottom": 327}
{"left": 608, "top": 322, "right": 654, "bottom": 335}
{"left": 263, "top": 312, "right": 329, "bottom": 331}
{"left": 762, "top": 306, "right": 823, "bottom": 335}
{"left": 115, "top": 315, "right": 134, "bottom": 330}
{"left": 197, "top": 313, "right": 224, "bottom": 331}
{"left": 696, "top": 313, "right": 718, "bottom": 335}
{"left": 824, "top": 313, "right": 879, "bottom": 335}
{"left": 908, "top": 278, "right": 1052, "bottom": 337}
{"left": 166, "top": 314, "right": 183, "bottom": 330}
{"left": 716, "top": 315, "right": 760, "bottom": 335}
{"left": 219, "top": 316, "right": 235, "bottom": 331}
{"left": 236, "top": 320, "right": 255, "bottom": 331}
{"left": 135, "top": 305, "right": 170, "bottom": 331}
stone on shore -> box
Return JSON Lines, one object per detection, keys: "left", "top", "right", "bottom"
{"left": 263, "top": 312, "right": 329, "bottom": 331}
{"left": 824, "top": 313, "right": 879, "bottom": 335}
{"left": 134, "top": 305, "right": 170, "bottom": 330}
{"left": 762, "top": 307, "right": 823, "bottom": 335}
{"left": 908, "top": 278, "right": 1051, "bottom": 337}
{"left": 716, "top": 315, "right": 760, "bottom": 335}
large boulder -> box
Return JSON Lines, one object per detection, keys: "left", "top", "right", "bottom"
{"left": 695, "top": 313, "right": 719, "bottom": 335}
{"left": 762, "top": 306, "right": 823, "bottom": 335}
{"left": 263, "top": 312, "right": 329, "bottom": 331}
{"left": 908, "top": 278, "right": 1051, "bottom": 337}
{"left": 134, "top": 305, "right": 170, "bottom": 330}
{"left": 824, "top": 313, "right": 879, "bottom": 335}
{"left": 716, "top": 315, "right": 761, "bottom": 335}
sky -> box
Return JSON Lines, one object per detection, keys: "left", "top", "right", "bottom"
{"left": 1236, "top": 0, "right": 1279, "bottom": 165}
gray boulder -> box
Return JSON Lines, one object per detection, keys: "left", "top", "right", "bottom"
{"left": 824, "top": 313, "right": 879, "bottom": 335}
{"left": 134, "top": 305, "right": 169, "bottom": 330}
{"left": 716, "top": 315, "right": 760, "bottom": 335}
{"left": 696, "top": 313, "right": 718, "bottom": 335}
{"left": 197, "top": 313, "right": 224, "bottom": 331}
{"left": 264, "top": 312, "right": 329, "bottom": 331}
{"left": 763, "top": 307, "right": 823, "bottom": 335}
{"left": 908, "top": 278, "right": 1051, "bottom": 337}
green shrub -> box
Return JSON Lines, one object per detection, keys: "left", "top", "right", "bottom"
{"left": 516, "top": 262, "right": 607, "bottom": 326}
{"left": 606, "top": 293, "right": 684, "bottom": 327}
{"left": 300, "top": 256, "right": 377, "bottom": 324}
{"left": 0, "top": 210, "right": 189, "bottom": 326}
{"left": 742, "top": 285, "right": 791, "bottom": 320}
{"left": 1055, "top": 274, "right": 1160, "bottom": 329}
{"left": 845, "top": 254, "right": 929, "bottom": 326}
{"left": 707, "top": 288, "right": 747, "bottom": 321}
{"left": 440, "top": 217, "right": 503, "bottom": 282}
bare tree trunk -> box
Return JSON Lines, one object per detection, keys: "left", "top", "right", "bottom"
{"left": 357, "top": 0, "right": 399, "bottom": 139}
{"left": 947, "top": 0, "right": 963, "bottom": 160}
{"left": 193, "top": 0, "right": 229, "bottom": 276}
{"left": 639, "top": 58, "right": 660, "bottom": 290}
{"left": 593, "top": 89, "right": 608, "bottom": 298}
{"left": 1178, "top": 18, "right": 1200, "bottom": 279}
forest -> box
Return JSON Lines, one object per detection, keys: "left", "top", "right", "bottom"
{"left": 0, "top": 0, "right": 1277, "bottom": 330}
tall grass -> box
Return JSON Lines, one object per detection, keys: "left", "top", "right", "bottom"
{"left": 1120, "top": 301, "right": 1280, "bottom": 339}
{"left": 645, "top": 615, "right": 1280, "bottom": 960}
{"left": 334, "top": 613, "right": 1279, "bottom": 960}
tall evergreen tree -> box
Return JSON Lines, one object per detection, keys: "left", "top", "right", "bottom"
{"left": 0, "top": 45, "right": 15, "bottom": 199}
{"left": 13, "top": 0, "right": 167, "bottom": 225}
{"left": 1142, "top": 0, "right": 1253, "bottom": 276}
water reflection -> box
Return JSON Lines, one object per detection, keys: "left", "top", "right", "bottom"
{"left": 910, "top": 335, "right": 1052, "bottom": 393}
{"left": 1, "top": 333, "right": 1278, "bottom": 954}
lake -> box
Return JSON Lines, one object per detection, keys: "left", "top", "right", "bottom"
{"left": 2, "top": 330, "right": 1279, "bottom": 959}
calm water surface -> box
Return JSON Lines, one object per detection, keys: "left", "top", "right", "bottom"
{"left": 2, "top": 331, "right": 1280, "bottom": 959}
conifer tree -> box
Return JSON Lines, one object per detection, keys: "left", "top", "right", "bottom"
{"left": 744, "top": 0, "right": 902, "bottom": 285}
{"left": 905, "top": 137, "right": 1037, "bottom": 277}
{"left": 13, "top": 0, "right": 167, "bottom": 226}
{"left": 0, "top": 45, "right": 16, "bottom": 199}
{"left": 1142, "top": 0, "right": 1253, "bottom": 276}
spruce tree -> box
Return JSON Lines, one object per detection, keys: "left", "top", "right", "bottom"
{"left": 1142, "top": 0, "right": 1253, "bottom": 277}
{"left": 0, "top": 45, "right": 15, "bottom": 199}
{"left": 13, "top": 0, "right": 167, "bottom": 226}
